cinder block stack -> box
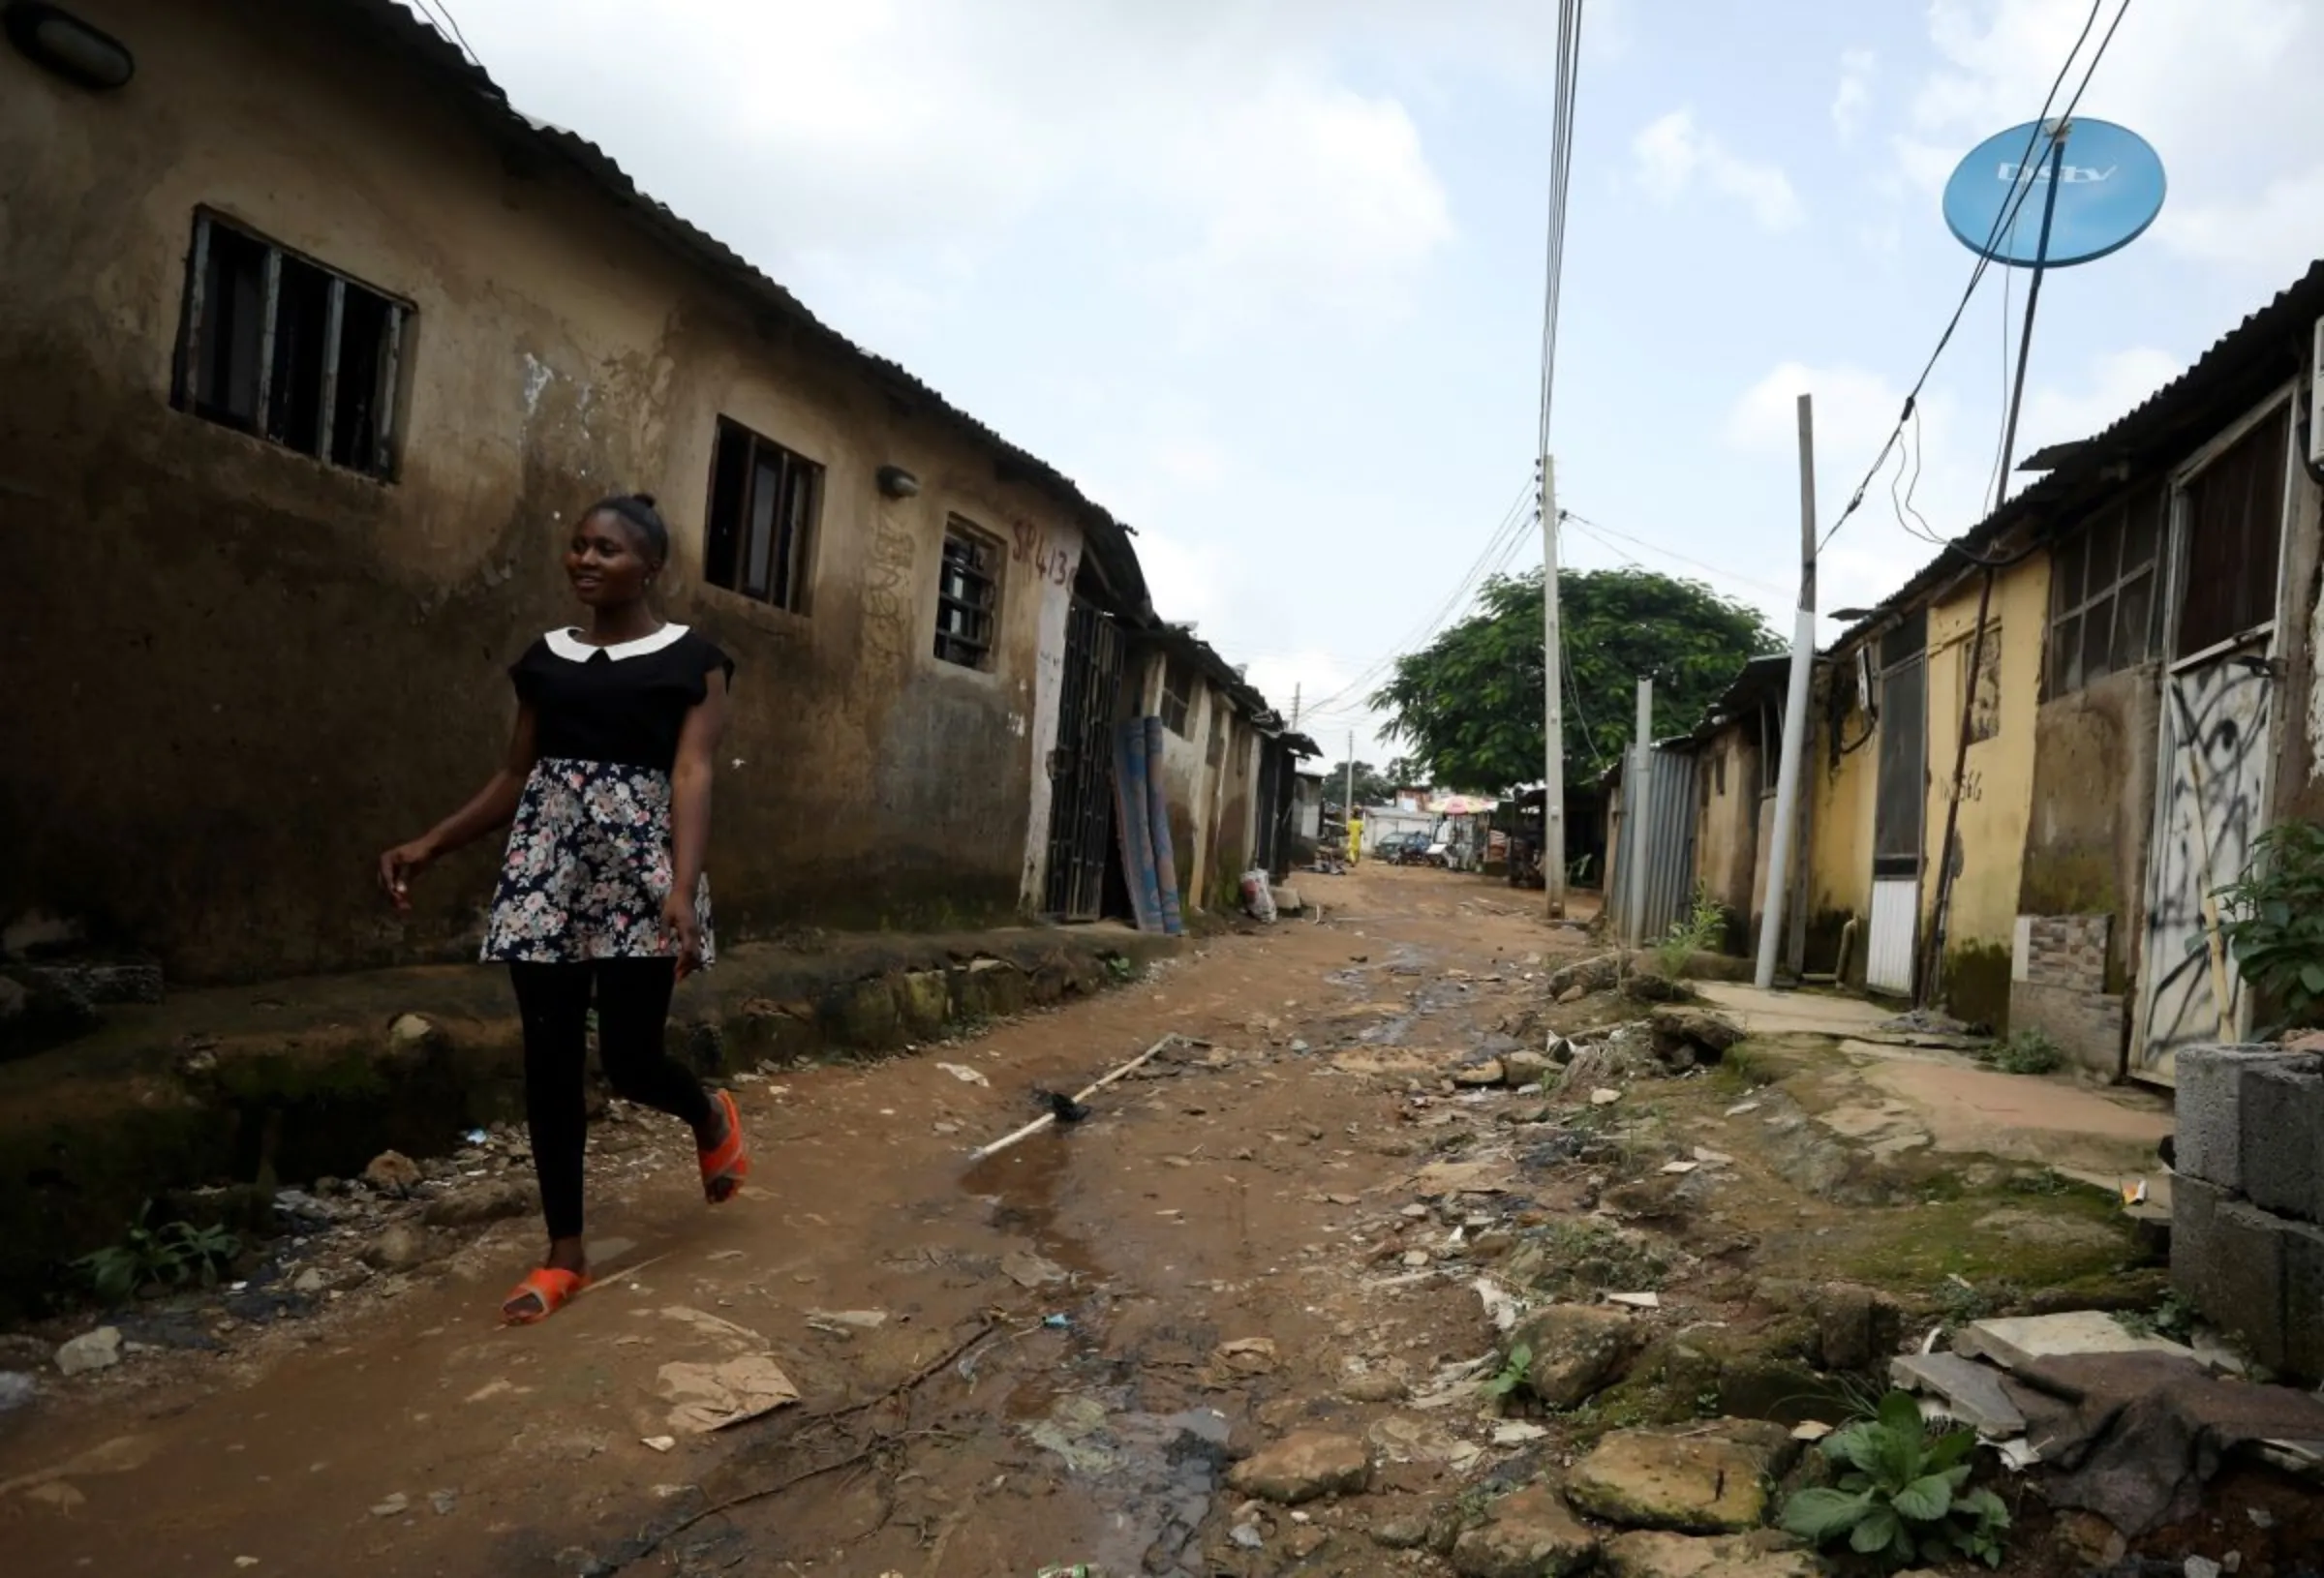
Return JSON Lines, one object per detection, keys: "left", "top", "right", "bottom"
{"left": 2171, "top": 1044, "right": 2324, "bottom": 1381}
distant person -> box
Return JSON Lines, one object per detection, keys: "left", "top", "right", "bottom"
{"left": 378, "top": 493, "right": 749, "bottom": 1324}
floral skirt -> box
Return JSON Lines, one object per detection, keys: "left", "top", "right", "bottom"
{"left": 480, "top": 757, "right": 716, "bottom": 965}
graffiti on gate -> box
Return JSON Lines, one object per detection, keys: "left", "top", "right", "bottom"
{"left": 2140, "top": 657, "right": 2271, "bottom": 1070}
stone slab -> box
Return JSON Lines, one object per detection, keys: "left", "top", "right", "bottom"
{"left": 1888, "top": 1351, "right": 2026, "bottom": 1436}
{"left": 2241, "top": 1058, "right": 2324, "bottom": 1226}
{"left": 1953, "top": 1312, "right": 2193, "bottom": 1374}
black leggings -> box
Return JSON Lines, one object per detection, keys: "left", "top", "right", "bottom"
{"left": 509, "top": 959, "right": 714, "bottom": 1241}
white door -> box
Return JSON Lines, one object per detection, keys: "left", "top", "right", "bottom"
{"left": 1867, "top": 879, "right": 1919, "bottom": 994}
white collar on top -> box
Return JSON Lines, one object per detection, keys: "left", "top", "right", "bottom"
{"left": 544, "top": 623, "right": 689, "bottom": 662}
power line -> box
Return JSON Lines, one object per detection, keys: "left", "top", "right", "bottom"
{"left": 1298, "top": 480, "right": 1537, "bottom": 716}
{"left": 1818, "top": 0, "right": 2126, "bottom": 555}
{"left": 409, "top": 0, "right": 486, "bottom": 70}
{"left": 1558, "top": 510, "right": 1795, "bottom": 600}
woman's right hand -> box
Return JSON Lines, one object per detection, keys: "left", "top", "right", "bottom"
{"left": 378, "top": 838, "right": 439, "bottom": 911}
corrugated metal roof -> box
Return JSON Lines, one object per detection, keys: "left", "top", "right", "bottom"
{"left": 1827, "top": 257, "right": 2324, "bottom": 652}
{"left": 338, "top": 0, "right": 1153, "bottom": 619}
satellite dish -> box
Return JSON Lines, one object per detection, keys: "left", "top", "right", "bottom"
{"left": 1942, "top": 117, "right": 2165, "bottom": 269}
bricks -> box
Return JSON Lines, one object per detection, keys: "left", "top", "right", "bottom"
{"left": 2022, "top": 915, "right": 2110, "bottom": 992}
{"left": 2173, "top": 1044, "right": 2306, "bottom": 1193}
{"left": 2241, "top": 1059, "right": 2324, "bottom": 1224}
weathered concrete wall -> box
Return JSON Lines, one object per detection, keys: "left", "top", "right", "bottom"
{"left": 1807, "top": 665, "right": 1877, "bottom": 984}
{"left": 1692, "top": 724, "right": 1761, "bottom": 949}
{"left": 1921, "top": 557, "right": 2049, "bottom": 1030}
{"left": 2267, "top": 452, "right": 2324, "bottom": 827}
{"left": 0, "top": 0, "right": 1085, "bottom": 982}
{"left": 2014, "top": 664, "right": 2159, "bottom": 1074}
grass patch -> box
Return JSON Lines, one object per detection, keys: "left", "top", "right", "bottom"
{"left": 1830, "top": 1186, "right": 2132, "bottom": 1298}
{"left": 1515, "top": 1220, "right": 1673, "bottom": 1300}
{"left": 1983, "top": 1028, "right": 2064, "bottom": 1076}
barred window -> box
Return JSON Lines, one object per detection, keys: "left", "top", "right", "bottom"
{"left": 2047, "top": 488, "right": 2162, "bottom": 696}
{"left": 934, "top": 522, "right": 1001, "bottom": 668}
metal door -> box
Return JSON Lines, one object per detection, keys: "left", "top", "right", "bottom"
{"left": 1867, "top": 617, "right": 1927, "bottom": 995}
{"left": 1042, "top": 598, "right": 1124, "bottom": 920}
{"left": 2134, "top": 397, "right": 2293, "bottom": 1081}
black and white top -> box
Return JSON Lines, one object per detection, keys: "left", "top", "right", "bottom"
{"left": 479, "top": 624, "right": 735, "bottom": 965}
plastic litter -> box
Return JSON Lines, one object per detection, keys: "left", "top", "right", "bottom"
{"left": 1042, "top": 1313, "right": 1072, "bottom": 1329}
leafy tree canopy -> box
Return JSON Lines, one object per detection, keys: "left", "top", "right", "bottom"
{"left": 1371, "top": 567, "right": 1782, "bottom": 795}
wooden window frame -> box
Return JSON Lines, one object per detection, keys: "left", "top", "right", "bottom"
{"left": 933, "top": 519, "right": 1002, "bottom": 669}
{"left": 703, "top": 416, "right": 820, "bottom": 613}
{"left": 171, "top": 209, "right": 409, "bottom": 478}
{"left": 1159, "top": 658, "right": 1194, "bottom": 737}
{"left": 2045, "top": 488, "right": 2163, "bottom": 698}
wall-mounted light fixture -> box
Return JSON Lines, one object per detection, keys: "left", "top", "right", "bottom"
{"left": 875, "top": 465, "right": 920, "bottom": 500}
{"left": 4, "top": 3, "right": 135, "bottom": 90}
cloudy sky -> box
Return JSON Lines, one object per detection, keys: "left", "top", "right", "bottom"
{"left": 433, "top": 0, "right": 2323, "bottom": 763}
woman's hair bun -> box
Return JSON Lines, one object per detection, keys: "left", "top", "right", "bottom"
{"left": 632, "top": 492, "right": 657, "bottom": 508}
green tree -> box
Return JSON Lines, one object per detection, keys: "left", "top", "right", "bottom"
{"left": 1371, "top": 567, "right": 1782, "bottom": 794}
{"left": 1331, "top": 761, "right": 1400, "bottom": 810}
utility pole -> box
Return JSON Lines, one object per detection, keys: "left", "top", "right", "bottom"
{"left": 1290, "top": 683, "right": 1301, "bottom": 732}
{"left": 1541, "top": 458, "right": 1566, "bottom": 919}
{"left": 1624, "top": 678, "right": 1653, "bottom": 947}
{"left": 1344, "top": 731, "right": 1357, "bottom": 864}
{"left": 1757, "top": 392, "right": 1818, "bottom": 989}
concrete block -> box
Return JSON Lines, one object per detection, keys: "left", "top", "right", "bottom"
{"left": 2173, "top": 1044, "right": 2305, "bottom": 1192}
{"left": 2241, "top": 1059, "right": 2324, "bottom": 1225}
{"left": 2284, "top": 1216, "right": 2324, "bottom": 1385}
{"left": 2174, "top": 1172, "right": 2297, "bottom": 1374}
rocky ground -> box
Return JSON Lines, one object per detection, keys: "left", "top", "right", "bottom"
{"left": 1, "top": 865, "right": 2315, "bottom": 1578}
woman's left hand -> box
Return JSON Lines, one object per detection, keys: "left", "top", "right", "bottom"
{"left": 662, "top": 893, "right": 704, "bottom": 979}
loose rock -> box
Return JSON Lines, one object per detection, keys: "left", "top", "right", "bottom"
{"left": 0, "top": 1372, "right": 37, "bottom": 1412}
{"left": 1648, "top": 1006, "right": 1743, "bottom": 1067}
{"left": 1451, "top": 1486, "right": 1600, "bottom": 1578}
{"left": 1227, "top": 1431, "right": 1371, "bottom": 1504}
{"left": 1601, "top": 1531, "right": 1821, "bottom": 1578}
{"left": 422, "top": 1180, "right": 536, "bottom": 1229}
{"left": 363, "top": 1223, "right": 438, "bottom": 1272}
{"left": 362, "top": 1150, "right": 424, "bottom": 1197}
{"left": 1453, "top": 1060, "right": 1507, "bottom": 1088}
{"left": 1372, "top": 1513, "right": 1432, "bottom": 1550}
{"left": 1504, "top": 1306, "right": 1639, "bottom": 1409}
{"left": 54, "top": 1326, "right": 123, "bottom": 1377}
{"left": 1564, "top": 1429, "right": 1779, "bottom": 1533}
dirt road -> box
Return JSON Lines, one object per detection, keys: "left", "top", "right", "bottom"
{"left": 2, "top": 865, "right": 1588, "bottom": 1576}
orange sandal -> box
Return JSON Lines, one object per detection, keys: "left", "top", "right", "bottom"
{"left": 699, "top": 1088, "right": 749, "bottom": 1203}
{"left": 502, "top": 1266, "right": 590, "bottom": 1325}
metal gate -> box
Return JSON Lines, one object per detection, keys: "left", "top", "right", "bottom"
{"left": 1042, "top": 597, "right": 1124, "bottom": 920}
{"left": 2134, "top": 397, "right": 2293, "bottom": 1082}
{"left": 1610, "top": 742, "right": 1699, "bottom": 944}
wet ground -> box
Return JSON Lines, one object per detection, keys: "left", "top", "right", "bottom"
{"left": 0, "top": 865, "right": 1588, "bottom": 1576}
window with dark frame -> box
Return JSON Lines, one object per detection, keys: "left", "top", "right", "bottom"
{"left": 1159, "top": 659, "right": 1194, "bottom": 737}
{"left": 704, "top": 417, "right": 819, "bottom": 613}
{"left": 2176, "top": 407, "right": 2289, "bottom": 658}
{"left": 173, "top": 211, "right": 407, "bottom": 477}
{"left": 933, "top": 521, "right": 1001, "bottom": 668}
{"left": 2046, "top": 487, "right": 2163, "bottom": 697}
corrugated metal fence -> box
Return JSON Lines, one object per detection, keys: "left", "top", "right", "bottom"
{"left": 1610, "top": 743, "right": 1699, "bottom": 945}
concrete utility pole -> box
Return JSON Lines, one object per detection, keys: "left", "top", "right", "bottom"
{"left": 1541, "top": 457, "right": 1566, "bottom": 919}
{"left": 1344, "top": 731, "right": 1356, "bottom": 861}
{"left": 1290, "top": 683, "right": 1301, "bottom": 732}
{"left": 1756, "top": 392, "right": 1818, "bottom": 989}
{"left": 1624, "top": 678, "right": 1653, "bottom": 947}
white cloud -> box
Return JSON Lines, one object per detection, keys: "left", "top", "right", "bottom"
{"left": 1632, "top": 109, "right": 1804, "bottom": 232}
{"left": 1903, "top": 0, "right": 2320, "bottom": 268}
{"left": 448, "top": 0, "right": 1457, "bottom": 341}
{"left": 1832, "top": 48, "right": 1877, "bottom": 143}
{"left": 2019, "top": 346, "right": 2186, "bottom": 454}
{"left": 2156, "top": 165, "right": 2324, "bottom": 281}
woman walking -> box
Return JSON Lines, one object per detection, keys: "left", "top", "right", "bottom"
{"left": 379, "top": 493, "right": 749, "bottom": 1324}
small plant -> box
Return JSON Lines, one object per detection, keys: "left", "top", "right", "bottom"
{"left": 1780, "top": 1390, "right": 2010, "bottom": 1568}
{"left": 1103, "top": 955, "right": 1138, "bottom": 985}
{"left": 2212, "top": 822, "right": 2324, "bottom": 1032}
{"left": 1481, "top": 1343, "right": 1533, "bottom": 1402}
{"left": 72, "top": 1203, "right": 241, "bottom": 1304}
{"left": 1653, "top": 887, "right": 1726, "bottom": 978}
{"left": 1988, "top": 1028, "right": 2063, "bottom": 1076}
{"left": 2118, "top": 1290, "right": 2196, "bottom": 1343}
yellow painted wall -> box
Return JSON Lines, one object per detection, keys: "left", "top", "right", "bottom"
{"left": 1920, "top": 556, "right": 2051, "bottom": 1017}
{"left": 1807, "top": 663, "right": 1877, "bottom": 954}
